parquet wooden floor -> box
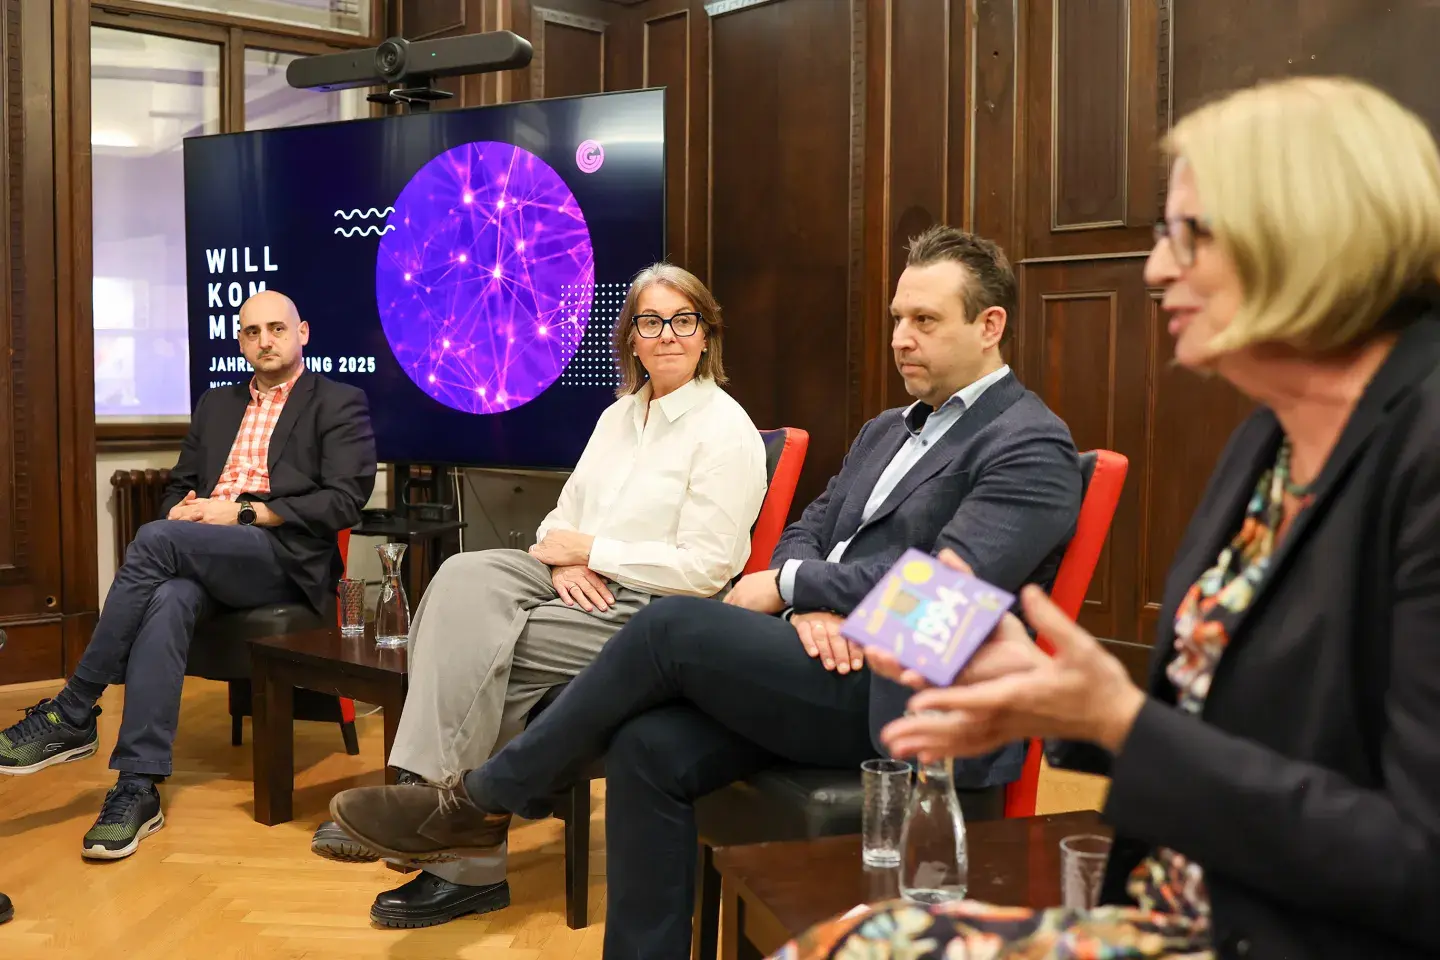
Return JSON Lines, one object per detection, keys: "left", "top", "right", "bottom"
{"left": 0, "top": 678, "right": 1105, "bottom": 959}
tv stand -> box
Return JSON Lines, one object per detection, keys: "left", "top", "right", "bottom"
{"left": 353, "top": 462, "right": 467, "bottom": 600}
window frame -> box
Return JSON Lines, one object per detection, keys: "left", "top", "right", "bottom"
{"left": 92, "top": 0, "right": 384, "bottom": 49}
{"left": 89, "top": 3, "right": 385, "bottom": 450}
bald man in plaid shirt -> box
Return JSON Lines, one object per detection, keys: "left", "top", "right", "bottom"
{"left": 0, "top": 291, "right": 376, "bottom": 860}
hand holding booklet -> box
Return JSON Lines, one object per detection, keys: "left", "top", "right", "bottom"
{"left": 839, "top": 548, "right": 1013, "bottom": 687}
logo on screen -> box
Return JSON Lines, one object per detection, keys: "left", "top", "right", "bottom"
{"left": 576, "top": 140, "right": 605, "bottom": 174}
{"left": 374, "top": 141, "right": 596, "bottom": 414}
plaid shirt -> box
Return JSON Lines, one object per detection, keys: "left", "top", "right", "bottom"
{"left": 210, "top": 370, "right": 303, "bottom": 501}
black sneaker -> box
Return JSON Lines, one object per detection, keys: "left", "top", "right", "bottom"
{"left": 81, "top": 779, "right": 164, "bottom": 860}
{"left": 0, "top": 891, "right": 12, "bottom": 924}
{"left": 0, "top": 699, "right": 100, "bottom": 775}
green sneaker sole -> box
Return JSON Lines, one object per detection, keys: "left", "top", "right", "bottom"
{"left": 81, "top": 809, "right": 165, "bottom": 861}
{"left": 0, "top": 740, "right": 98, "bottom": 776}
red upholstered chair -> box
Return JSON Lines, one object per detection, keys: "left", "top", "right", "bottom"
{"left": 743, "top": 428, "right": 810, "bottom": 576}
{"left": 1002, "top": 449, "right": 1129, "bottom": 818}
{"left": 540, "top": 426, "right": 811, "bottom": 930}
{"left": 332, "top": 529, "right": 360, "bottom": 750}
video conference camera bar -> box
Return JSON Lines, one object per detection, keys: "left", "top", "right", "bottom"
{"left": 286, "top": 31, "right": 533, "bottom": 110}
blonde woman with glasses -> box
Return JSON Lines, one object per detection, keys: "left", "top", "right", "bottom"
{"left": 776, "top": 76, "right": 1440, "bottom": 960}
{"left": 310, "top": 263, "right": 767, "bottom": 929}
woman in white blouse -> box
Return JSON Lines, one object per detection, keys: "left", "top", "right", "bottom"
{"left": 311, "top": 264, "right": 768, "bottom": 929}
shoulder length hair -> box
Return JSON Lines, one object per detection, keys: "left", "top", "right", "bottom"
{"left": 612, "top": 263, "right": 729, "bottom": 397}
{"left": 1167, "top": 76, "right": 1440, "bottom": 355}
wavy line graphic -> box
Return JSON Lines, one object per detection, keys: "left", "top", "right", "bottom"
{"left": 334, "top": 224, "right": 396, "bottom": 237}
{"left": 334, "top": 207, "right": 395, "bottom": 220}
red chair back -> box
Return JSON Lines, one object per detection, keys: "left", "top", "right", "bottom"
{"left": 1002, "top": 449, "right": 1128, "bottom": 818}
{"left": 743, "top": 428, "right": 810, "bottom": 575}
{"left": 333, "top": 528, "right": 354, "bottom": 627}
{"left": 334, "top": 528, "right": 358, "bottom": 726}
{"left": 337, "top": 528, "right": 353, "bottom": 577}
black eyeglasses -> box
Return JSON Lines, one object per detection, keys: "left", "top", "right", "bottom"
{"left": 1153, "top": 216, "right": 1213, "bottom": 268}
{"left": 632, "top": 311, "right": 703, "bottom": 338}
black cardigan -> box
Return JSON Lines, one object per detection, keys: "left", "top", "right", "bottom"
{"left": 1050, "top": 306, "right": 1440, "bottom": 960}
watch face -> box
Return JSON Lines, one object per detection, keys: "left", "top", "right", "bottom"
{"left": 239, "top": 503, "right": 256, "bottom": 525}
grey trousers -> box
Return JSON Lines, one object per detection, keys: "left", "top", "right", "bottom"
{"left": 388, "top": 548, "right": 649, "bottom": 886}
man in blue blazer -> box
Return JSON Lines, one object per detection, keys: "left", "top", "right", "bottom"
{"left": 0, "top": 291, "right": 376, "bottom": 861}
{"left": 327, "top": 227, "right": 1083, "bottom": 957}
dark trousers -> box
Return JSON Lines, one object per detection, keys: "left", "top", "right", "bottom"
{"left": 475, "top": 597, "right": 1003, "bottom": 960}
{"left": 74, "top": 520, "right": 299, "bottom": 776}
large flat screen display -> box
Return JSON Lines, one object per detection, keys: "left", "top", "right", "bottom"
{"left": 182, "top": 88, "right": 665, "bottom": 468}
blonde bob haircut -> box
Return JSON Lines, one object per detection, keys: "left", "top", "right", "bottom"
{"left": 612, "top": 263, "right": 728, "bottom": 397}
{"left": 1167, "top": 76, "right": 1440, "bottom": 354}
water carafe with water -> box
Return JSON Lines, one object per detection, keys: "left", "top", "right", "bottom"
{"left": 899, "top": 755, "right": 968, "bottom": 904}
{"left": 373, "top": 542, "right": 411, "bottom": 648}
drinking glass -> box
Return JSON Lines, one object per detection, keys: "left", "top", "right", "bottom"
{"left": 1060, "top": 834, "right": 1112, "bottom": 909}
{"left": 861, "top": 758, "right": 911, "bottom": 867}
{"left": 337, "top": 578, "right": 366, "bottom": 637}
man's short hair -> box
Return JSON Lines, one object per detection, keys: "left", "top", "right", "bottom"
{"left": 904, "top": 225, "right": 1018, "bottom": 342}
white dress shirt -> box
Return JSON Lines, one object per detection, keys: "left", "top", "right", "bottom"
{"left": 778, "top": 364, "right": 1012, "bottom": 603}
{"left": 537, "top": 377, "right": 768, "bottom": 597}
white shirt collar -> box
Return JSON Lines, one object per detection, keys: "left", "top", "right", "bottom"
{"left": 635, "top": 376, "right": 715, "bottom": 425}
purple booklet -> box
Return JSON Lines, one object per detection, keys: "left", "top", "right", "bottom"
{"left": 840, "top": 549, "right": 1014, "bottom": 686}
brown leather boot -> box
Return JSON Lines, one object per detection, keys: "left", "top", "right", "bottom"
{"left": 312, "top": 769, "right": 426, "bottom": 865}
{"left": 329, "top": 782, "right": 512, "bottom": 862}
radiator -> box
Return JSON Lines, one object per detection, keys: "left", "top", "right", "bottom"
{"left": 111, "top": 468, "right": 172, "bottom": 568}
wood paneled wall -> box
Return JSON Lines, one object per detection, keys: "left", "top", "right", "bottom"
{"left": 391, "top": 0, "right": 1440, "bottom": 658}
{"left": 0, "top": 0, "right": 97, "bottom": 683}
{"left": 5, "top": 2, "right": 1435, "bottom": 684}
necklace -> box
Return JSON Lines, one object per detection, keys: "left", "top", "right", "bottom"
{"left": 1284, "top": 476, "right": 1314, "bottom": 499}
{"left": 1277, "top": 438, "right": 1315, "bottom": 500}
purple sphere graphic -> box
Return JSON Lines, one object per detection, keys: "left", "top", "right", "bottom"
{"left": 375, "top": 142, "right": 594, "bottom": 413}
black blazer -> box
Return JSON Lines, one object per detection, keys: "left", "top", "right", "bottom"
{"left": 772, "top": 372, "right": 1083, "bottom": 787}
{"left": 1051, "top": 309, "right": 1440, "bottom": 959}
{"left": 161, "top": 373, "right": 378, "bottom": 614}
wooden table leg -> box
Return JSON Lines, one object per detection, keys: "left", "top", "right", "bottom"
{"left": 251, "top": 653, "right": 295, "bottom": 826}
{"left": 721, "top": 884, "right": 740, "bottom": 960}
{"left": 381, "top": 677, "right": 406, "bottom": 786}
{"left": 692, "top": 843, "right": 721, "bottom": 960}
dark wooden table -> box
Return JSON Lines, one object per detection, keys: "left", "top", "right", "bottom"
{"left": 713, "top": 810, "right": 1107, "bottom": 959}
{"left": 249, "top": 623, "right": 409, "bottom": 825}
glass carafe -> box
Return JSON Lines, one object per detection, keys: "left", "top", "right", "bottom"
{"left": 899, "top": 756, "right": 968, "bottom": 904}
{"left": 373, "top": 542, "right": 411, "bottom": 648}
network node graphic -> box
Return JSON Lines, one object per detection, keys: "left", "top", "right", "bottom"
{"left": 375, "top": 142, "right": 595, "bottom": 413}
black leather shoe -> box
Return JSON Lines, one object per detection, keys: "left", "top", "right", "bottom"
{"left": 0, "top": 892, "right": 12, "bottom": 924}
{"left": 369, "top": 872, "right": 509, "bottom": 929}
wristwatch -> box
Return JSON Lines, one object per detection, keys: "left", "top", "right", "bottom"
{"left": 238, "top": 501, "right": 257, "bottom": 526}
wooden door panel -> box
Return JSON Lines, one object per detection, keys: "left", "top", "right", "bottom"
{"left": 0, "top": 0, "right": 64, "bottom": 683}
{"left": 1020, "top": 257, "right": 1251, "bottom": 654}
